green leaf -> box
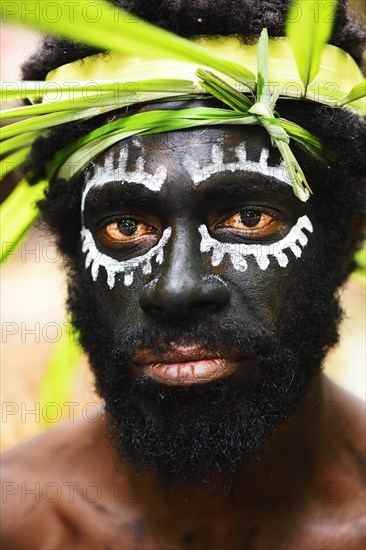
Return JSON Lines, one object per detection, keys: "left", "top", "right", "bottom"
{"left": 38, "top": 320, "right": 83, "bottom": 424}
{"left": 260, "top": 118, "right": 290, "bottom": 143}
{"left": 0, "top": 147, "right": 30, "bottom": 179}
{"left": 256, "top": 29, "right": 270, "bottom": 105}
{"left": 0, "top": 81, "right": 196, "bottom": 121}
{"left": 0, "top": 130, "right": 43, "bottom": 156}
{"left": 286, "top": 0, "right": 337, "bottom": 91}
{"left": 248, "top": 102, "right": 273, "bottom": 118}
{"left": 196, "top": 69, "right": 253, "bottom": 112}
{"left": 1, "top": 0, "right": 255, "bottom": 88}
{"left": 1, "top": 106, "right": 119, "bottom": 140}
{"left": 57, "top": 130, "right": 144, "bottom": 180}
{"left": 0, "top": 179, "right": 47, "bottom": 263}
{"left": 272, "top": 118, "right": 325, "bottom": 158}
{"left": 275, "top": 139, "right": 312, "bottom": 201}
{"left": 337, "top": 79, "right": 366, "bottom": 107}
{"left": 0, "top": 79, "right": 196, "bottom": 103}
{"left": 55, "top": 107, "right": 254, "bottom": 180}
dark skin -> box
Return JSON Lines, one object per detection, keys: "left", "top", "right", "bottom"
{"left": 1, "top": 126, "right": 365, "bottom": 549}
{"left": 83, "top": 131, "right": 311, "bottom": 335}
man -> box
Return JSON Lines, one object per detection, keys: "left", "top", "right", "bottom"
{"left": 1, "top": 0, "right": 365, "bottom": 548}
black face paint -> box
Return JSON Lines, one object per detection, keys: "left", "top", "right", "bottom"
{"left": 71, "top": 126, "right": 342, "bottom": 484}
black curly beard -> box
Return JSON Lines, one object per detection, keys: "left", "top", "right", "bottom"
{"left": 68, "top": 259, "right": 342, "bottom": 486}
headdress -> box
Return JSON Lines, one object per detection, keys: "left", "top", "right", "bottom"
{"left": 1, "top": 0, "right": 365, "bottom": 265}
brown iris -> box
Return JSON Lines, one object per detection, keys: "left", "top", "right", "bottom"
{"left": 219, "top": 208, "right": 276, "bottom": 237}
{"left": 104, "top": 219, "right": 149, "bottom": 242}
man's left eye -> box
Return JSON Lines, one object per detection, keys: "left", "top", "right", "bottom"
{"left": 217, "top": 208, "right": 276, "bottom": 236}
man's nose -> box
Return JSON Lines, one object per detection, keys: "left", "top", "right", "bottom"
{"left": 139, "top": 227, "right": 230, "bottom": 318}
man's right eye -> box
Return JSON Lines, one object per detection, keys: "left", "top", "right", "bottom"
{"left": 102, "top": 218, "right": 156, "bottom": 244}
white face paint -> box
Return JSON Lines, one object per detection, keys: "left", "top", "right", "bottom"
{"left": 184, "top": 142, "right": 312, "bottom": 270}
{"left": 183, "top": 143, "right": 310, "bottom": 202}
{"left": 199, "top": 215, "right": 313, "bottom": 272}
{"left": 81, "top": 145, "right": 168, "bottom": 214}
{"left": 81, "top": 144, "right": 171, "bottom": 288}
{"left": 81, "top": 141, "right": 312, "bottom": 288}
{"left": 81, "top": 226, "right": 172, "bottom": 289}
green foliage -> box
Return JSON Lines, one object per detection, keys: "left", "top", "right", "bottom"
{"left": 337, "top": 80, "right": 366, "bottom": 107}
{"left": 0, "top": 0, "right": 364, "bottom": 262}
{"left": 0, "top": 180, "right": 47, "bottom": 263}
{"left": 352, "top": 241, "right": 366, "bottom": 287}
{"left": 286, "top": 0, "right": 337, "bottom": 92}
{"left": 1, "top": 0, "right": 255, "bottom": 87}
{"left": 37, "top": 321, "right": 83, "bottom": 426}
{"left": 256, "top": 29, "right": 271, "bottom": 105}
{"left": 196, "top": 69, "right": 253, "bottom": 111}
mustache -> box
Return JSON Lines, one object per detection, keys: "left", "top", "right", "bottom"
{"left": 110, "top": 314, "right": 284, "bottom": 363}
{"left": 101, "top": 312, "right": 301, "bottom": 420}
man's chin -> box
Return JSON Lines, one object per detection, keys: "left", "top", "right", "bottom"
{"left": 103, "top": 358, "right": 315, "bottom": 485}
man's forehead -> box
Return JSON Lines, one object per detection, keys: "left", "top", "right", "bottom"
{"left": 95, "top": 126, "right": 281, "bottom": 163}
{"left": 84, "top": 126, "right": 285, "bottom": 191}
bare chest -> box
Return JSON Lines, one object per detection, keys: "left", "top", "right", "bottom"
{"left": 38, "top": 501, "right": 366, "bottom": 550}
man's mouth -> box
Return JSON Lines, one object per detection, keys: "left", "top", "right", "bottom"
{"left": 131, "top": 346, "right": 242, "bottom": 386}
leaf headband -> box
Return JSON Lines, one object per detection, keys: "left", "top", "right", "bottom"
{"left": 1, "top": 0, "right": 365, "bottom": 263}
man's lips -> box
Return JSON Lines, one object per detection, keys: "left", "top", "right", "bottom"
{"left": 131, "top": 346, "right": 241, "bottom": 386}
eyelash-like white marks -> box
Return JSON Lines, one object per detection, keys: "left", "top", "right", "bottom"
{"left": 198, "top": 215, "right": 313, "bottom": 272}
{"left": 81, "top": 146, "right": 167, "bottom": 213}
{"left": 183, "top": 143, "right": 310, "bottom": 202}
{"left": 80, "top": 227, "right": 172, "bottom": 289}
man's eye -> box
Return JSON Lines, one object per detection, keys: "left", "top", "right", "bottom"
{"left": 103, "top": 218, "right": 152, "bottom": 242}
{"left": 218, "top": 208, "right": 276, "bottom": 236}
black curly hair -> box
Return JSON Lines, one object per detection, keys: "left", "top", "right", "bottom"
{"left": 20, "top": 0, "right": 366, "bottom": 287}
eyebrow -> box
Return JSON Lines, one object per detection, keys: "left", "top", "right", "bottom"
{"left": 83, "top": 180, "right": 161, "bottom": 212}
{"left": 84, "top": 147, "right": 167, "bottom": 192}
{"left": 183, "top": 144, "right": 291, "bottom": 186}
{"left": 199, "top": 171, "right": 294, "bottom": 205}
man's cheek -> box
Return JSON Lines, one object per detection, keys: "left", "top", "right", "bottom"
{"left": 235, "top": 251, "right": 321, "bottom": 334}
{"left": 222, "top": 263, "right": 291, "bottom": 332}
{"left": 88, "top": 277, "right": 144, "bottom": 329}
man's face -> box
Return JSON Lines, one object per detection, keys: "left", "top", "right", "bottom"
{"left": 71, "top": 125, "right": 340, "bottom": 482}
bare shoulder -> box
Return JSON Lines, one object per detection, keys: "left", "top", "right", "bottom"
{"left": 0, "top": 410, "right": 121, "bottom": 549}
{"left": 1, "top": 408, "right": 106, "bottom": 478}
{"left": 325, "top": 376, "right": 365, "bottom": 456}
{"left": 320, "top": 377, "right": 365, "bottom": 523}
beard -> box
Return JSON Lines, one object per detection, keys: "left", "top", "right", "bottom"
{"left": 67, "top": 260, "right": 343, "bottom": 486}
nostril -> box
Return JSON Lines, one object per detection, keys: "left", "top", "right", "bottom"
{"left": 139, "top": 275, "right": 230, "bottom": 318}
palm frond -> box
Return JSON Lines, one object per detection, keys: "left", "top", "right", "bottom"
{"left": 196, "top": 69, "right": 253, "bottom": 111}
{"left": 56, "top": 107, "right": 255, "bottom": 181}
{"left": 286, "top": 0, "right": 337, "bottom": 92}
{"left": 337, "top": 80, "right": 366, "bottom": 108}
{"left": 256, "top": 29, "right": 271, "bottom": 105}
{"left": 0, "top": 180, "right": 47, "bottom": 263}
{"left": 1, "top": 0, "right": 255, "bottom": 87}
